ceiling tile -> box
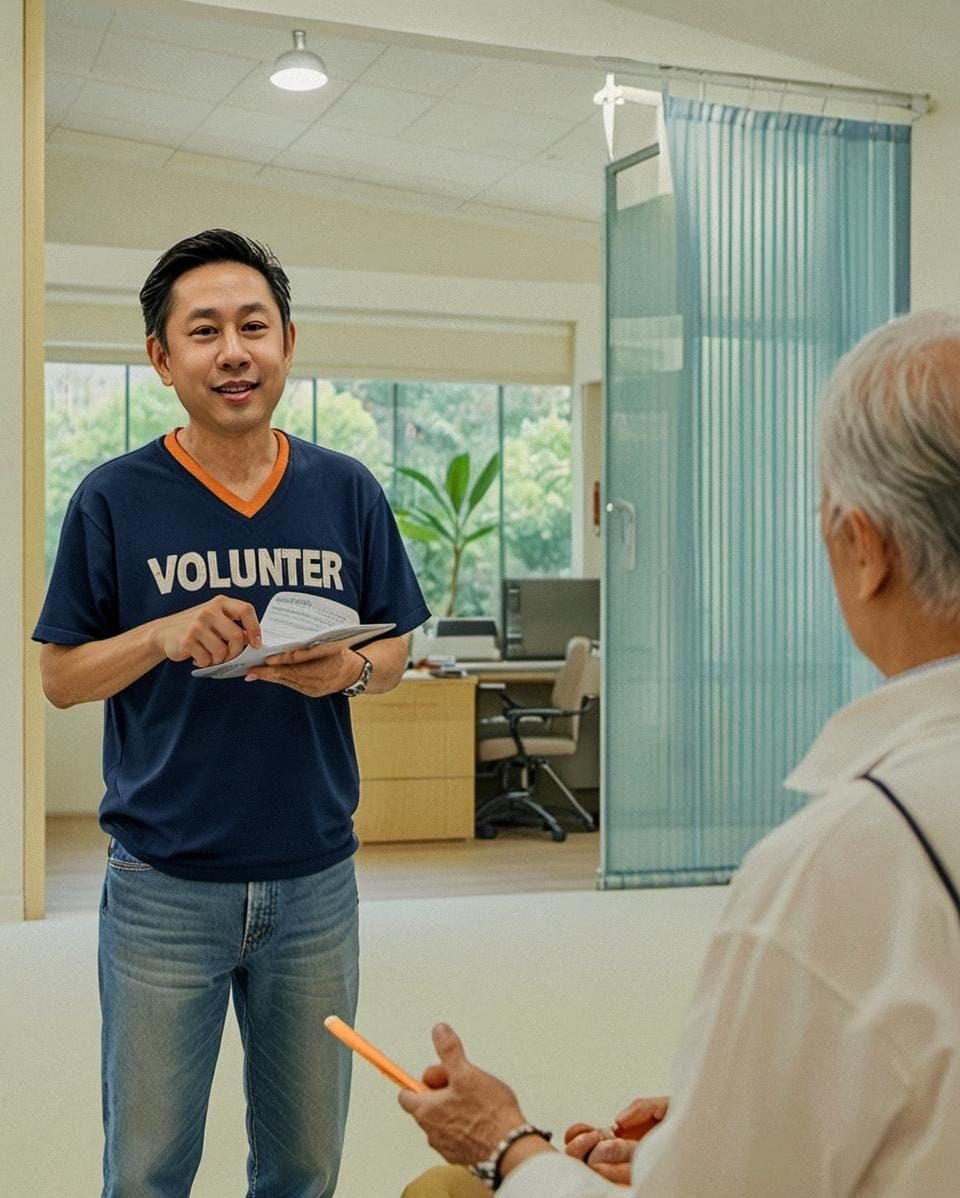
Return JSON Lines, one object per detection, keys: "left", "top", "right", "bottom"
{"left": 445, "top": 60, "right": 604, "bottom": 123}
{"left": 221, "top": 67, "right": 347, "bottom": 121}
{"left": 164, "top": 151, "right": 265, "bottom": 180}
{"left": 46, "top": 73, "right": 85, "bottom": 128}
{"left": 475, "top": 162, "right": 603, "bottom": 219}
{"left": 57, "top": 111, "right": 185, "bottom": 151}
{"left": 403, "top": 101, "right": 576, "bottom": 160}
{"left": 46, "top": 128, "right": 172, "bottom": 167}
{"left": 109, "top": 8, "right": 279, "bottom": 61}
{"left": 175, "top": 134, "right": 279, "bottom": 166}
{"left": 46, "top": 23, "right": 106, "bottom": 75}
{"left": 293, "top": 33, "right": 388, "bottom": 82}
{"left": 358, "top": 45, "right": 483, "bottom": 96}
{"left": 89, "top": 32, "right": 256, "bottom": 104}
{"left": 346, "top": 160, "right": 480, "bottom": 200}
{"left": 46, "top": 0, "right": 113, "bottom": 31}
{"left": 189, "top": 105, "right": 310, "bottom": 151}
{"left": 321, "top": 84, "right": 439, "bottom": 136}
{"left": 285, "top": 124, "right": 512, "bottom": 189}
{"left": 68, "top": 79, "right": 212, "bottom": 134}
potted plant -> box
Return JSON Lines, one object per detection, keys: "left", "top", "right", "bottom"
{"left": 393, "top": 450, "right": 500, "bottom": 616}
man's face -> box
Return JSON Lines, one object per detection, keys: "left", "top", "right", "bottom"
{"left": 146, "top": 261, "right": 295, "bottom": 438}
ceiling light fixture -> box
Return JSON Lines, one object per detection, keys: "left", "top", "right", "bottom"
{"left": 270, "top": 30, "right": 328, "bottom": 92}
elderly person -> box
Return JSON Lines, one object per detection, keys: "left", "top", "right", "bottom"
{"left": 399, "top": 309, "right": 960, "bottom": 1197}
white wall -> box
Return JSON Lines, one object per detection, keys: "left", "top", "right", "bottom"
{"left": 912, "top": 91, "right": 960, "bottom": 309}
{"left": 1, "top": 0, "right": 25, "bottom": 917}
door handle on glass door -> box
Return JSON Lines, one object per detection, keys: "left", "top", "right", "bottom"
{"left": 605, "top": 499, "right": 636, "bottom": 571}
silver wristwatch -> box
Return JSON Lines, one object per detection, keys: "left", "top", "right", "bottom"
{"left": 341, "top": 652, "right": 373, "bottom": 697}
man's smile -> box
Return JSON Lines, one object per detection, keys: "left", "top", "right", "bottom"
{"left": 213, "top": 380, "right": 259, "bottom": 402}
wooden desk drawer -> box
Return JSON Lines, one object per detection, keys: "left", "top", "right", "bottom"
{"left": 351, "top": 678, "right": 476, "bottom": 781}
{"left": 354, "top": 778, "right": 474, "bottom": 842}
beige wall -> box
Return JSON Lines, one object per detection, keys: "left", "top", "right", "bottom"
{"left": 0, "top": 0, "right": 26, "bottom": 914}
{"left": 912, "top": 90, "right": 960, "bottom": 309}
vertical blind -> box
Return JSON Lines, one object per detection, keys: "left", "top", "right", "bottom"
{"left": 601, "top": 101, "right": 910, "bottom": 888}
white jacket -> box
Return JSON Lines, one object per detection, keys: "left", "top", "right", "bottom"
{"left": 503, "top": 660, "right": 960, "bottom": 1197}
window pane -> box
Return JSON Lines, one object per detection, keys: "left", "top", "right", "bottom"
{"left": 320, "top": 379, "right": 394, "bottom": 488}
{"left": 276, "top": 377, "right": 314, "bottom": 440}
{"left": 502, "top": 385, "right": 572, "bottom": 579}
{"left": 396, "top": 382, "right": 500, "bottom": 618}
{"left": 127, "top": 365, "right": 184, "bottom": 446}
{"left": 45, "top": 363, "right": 126, "bottom": 576}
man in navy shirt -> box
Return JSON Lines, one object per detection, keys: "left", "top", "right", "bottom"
{"left": 35, "top": 229, "right": 430, "bottom": 1198}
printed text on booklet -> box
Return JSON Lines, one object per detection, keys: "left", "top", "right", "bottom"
{"left": 192, "top": 592, "right": 394, "bottom": 680}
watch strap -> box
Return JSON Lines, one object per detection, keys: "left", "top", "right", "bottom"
{"left": 341, "top": 651, "right": 373, "bottom": 697}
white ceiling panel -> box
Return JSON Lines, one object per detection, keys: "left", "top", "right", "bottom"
{"left": 358, "top": 45, "right": 483, "bottom": 96}
{"left": 59, "top": 111, "right": 186, "bottom": 151}
{"left": 221, "top": 67, "right": 347, "bottom": 122}
{"left": 89, "top": 33, "right": 255, "bottom": 105}
{"left": 476, "top": 162, "right": 603, "bottom": 219}
{"left": 188, "top": 105, "right": 310, "bottom": 152}
{"left": 164, "top": 150, "right": 266, "bottom": 180}
{"left": 68, "top": 79, "right": 212, "bottom": 133}
{"left": 321, "top": 84, "right": 439, "bottom": 137}
{"left": 108, "top": 7, "right": 280, "bottom": 61}
{"left": 289, "top": 32, "right": 388, "bottom": 82}
{"left": 47, "top": 128, "right": 173, "bottom": 168}
{"left": 44, "top": 4, "right": 627, "bottom": 224}
{"left": 445, "top": 60, "right": 605, "bottom": 123}
{"left": 178, "top": 133, "right": 281, "bottom": 165}
{"left": 46, "top": 73, "right": 85, "bottom": 129}
{"left": 46, "top": 0, "right": 113, "bottom": 31}
{"left": 403, "top": 101, "right": 576, "bottom": 161}
{"left": 285, "top": 124, "right": 513, "bottom": 189}
{"left": 46, "top": 22, "right": 107, "bottom": 76}
{"left": 345, "top": 160, "right": 483, "bottom": 200}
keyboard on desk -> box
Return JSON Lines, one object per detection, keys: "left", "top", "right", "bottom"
{"left": 458, "top": 659, "right": 562, "bottom": 674}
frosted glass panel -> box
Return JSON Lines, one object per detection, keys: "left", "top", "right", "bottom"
{"left": 601, "top": 107, "right": 909, "bottom": 888}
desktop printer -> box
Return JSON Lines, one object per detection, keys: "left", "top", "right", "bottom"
{"left": 412, "top": 617, "right": 500, "bottom": 662}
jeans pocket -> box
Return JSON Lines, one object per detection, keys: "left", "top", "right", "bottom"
{"left": 107, "top": 838, "right": 153, "bottom": 872}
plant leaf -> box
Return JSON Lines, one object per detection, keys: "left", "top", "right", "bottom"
{"left": 462, "top": 522, "right": 499, "bottom": 546}
{"left": 444, "top": 453, "right": 470, "bottom": 515}
{"left": 395, "top": 516, "right": 442, "bottom": 544}
{"left": 413, "top": 506, "right": 455, "bottom": 543}
{"left": 392, "top": 465, "right": 451, "bottom": 515}
{"left": 466, "top": 451, "right": 500, "bottom": 518}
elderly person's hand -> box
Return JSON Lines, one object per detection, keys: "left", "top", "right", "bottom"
{"left": 398, "top": 1024, "right": 551, "bottom": 1174}
{"left": 563, "top": 1096, "right": 668, "bottom": 1185}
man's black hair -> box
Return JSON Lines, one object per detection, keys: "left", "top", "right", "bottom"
{"left": 139, "top": 228, "right": 292, "bottom": 349}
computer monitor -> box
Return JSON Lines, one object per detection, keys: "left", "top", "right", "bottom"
{"left": 501, "top": 577, "right": 600, "bottom": 659}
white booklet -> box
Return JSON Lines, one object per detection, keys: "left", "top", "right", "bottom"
{"left": 192, "top": 592, "right": 394, "bottom": 680}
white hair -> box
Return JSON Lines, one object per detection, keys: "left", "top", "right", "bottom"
{"left": 818, "top": 309, "right": 960, "bottom": 618}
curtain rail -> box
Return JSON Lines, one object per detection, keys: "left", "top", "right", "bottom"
{"left": 595, "top": 56, "right": 931, "bottom": 115}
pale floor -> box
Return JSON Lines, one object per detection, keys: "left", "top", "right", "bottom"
{"left": 46, "top": 814, "right": 602, "bottom": 915}
{"left": 2, "top": 880, "right": 726, "bottom": 1198}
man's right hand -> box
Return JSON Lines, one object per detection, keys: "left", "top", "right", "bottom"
{"left": 151, "top": 596, "right": 262, "bottom": 667}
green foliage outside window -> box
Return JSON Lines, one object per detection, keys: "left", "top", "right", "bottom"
{"left": 44, "top": 366, "right": 573, "bottom": 617}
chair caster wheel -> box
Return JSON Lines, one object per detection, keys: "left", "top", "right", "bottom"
{"left": 550, "top": 828, "right": 567, "bottom": 843}
{"left": 476, "top": 823, "right": 498, "bottom": 840}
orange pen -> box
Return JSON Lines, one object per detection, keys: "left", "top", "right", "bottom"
{"left": 324, "top": 1015, "right": 428, "bottom": 1093}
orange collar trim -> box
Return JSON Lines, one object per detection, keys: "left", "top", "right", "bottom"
{"left": 163, "top": 429, "right": 289, "bottom": 517}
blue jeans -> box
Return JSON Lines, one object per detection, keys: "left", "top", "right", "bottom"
{"left": 99, "top": 841, "right": 360, "bottom": 1198}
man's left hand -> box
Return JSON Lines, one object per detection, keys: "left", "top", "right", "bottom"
{"left": 398, "top": 1024, "right": 528, "bottom": 1167}
{"left": 244, "top": 642, "right": 364, "bottom": 698}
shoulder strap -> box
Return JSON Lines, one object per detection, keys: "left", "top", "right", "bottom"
{"left": 862, "top": 772, "right": 960, "bottom": 922}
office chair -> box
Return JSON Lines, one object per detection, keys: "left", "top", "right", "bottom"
{"left": 475, "top": 635, "right": 599, "bottom": 843}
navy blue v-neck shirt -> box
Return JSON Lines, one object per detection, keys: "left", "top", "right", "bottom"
{"left": 34, "top": 432, "right": 430, "bottom": 881}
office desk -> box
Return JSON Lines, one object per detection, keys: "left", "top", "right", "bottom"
{"left": 351, "top": 676, "right": 477, "bottom": 843}
{"left": 350, "top": 664, "right": 598, "bottom": 843}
